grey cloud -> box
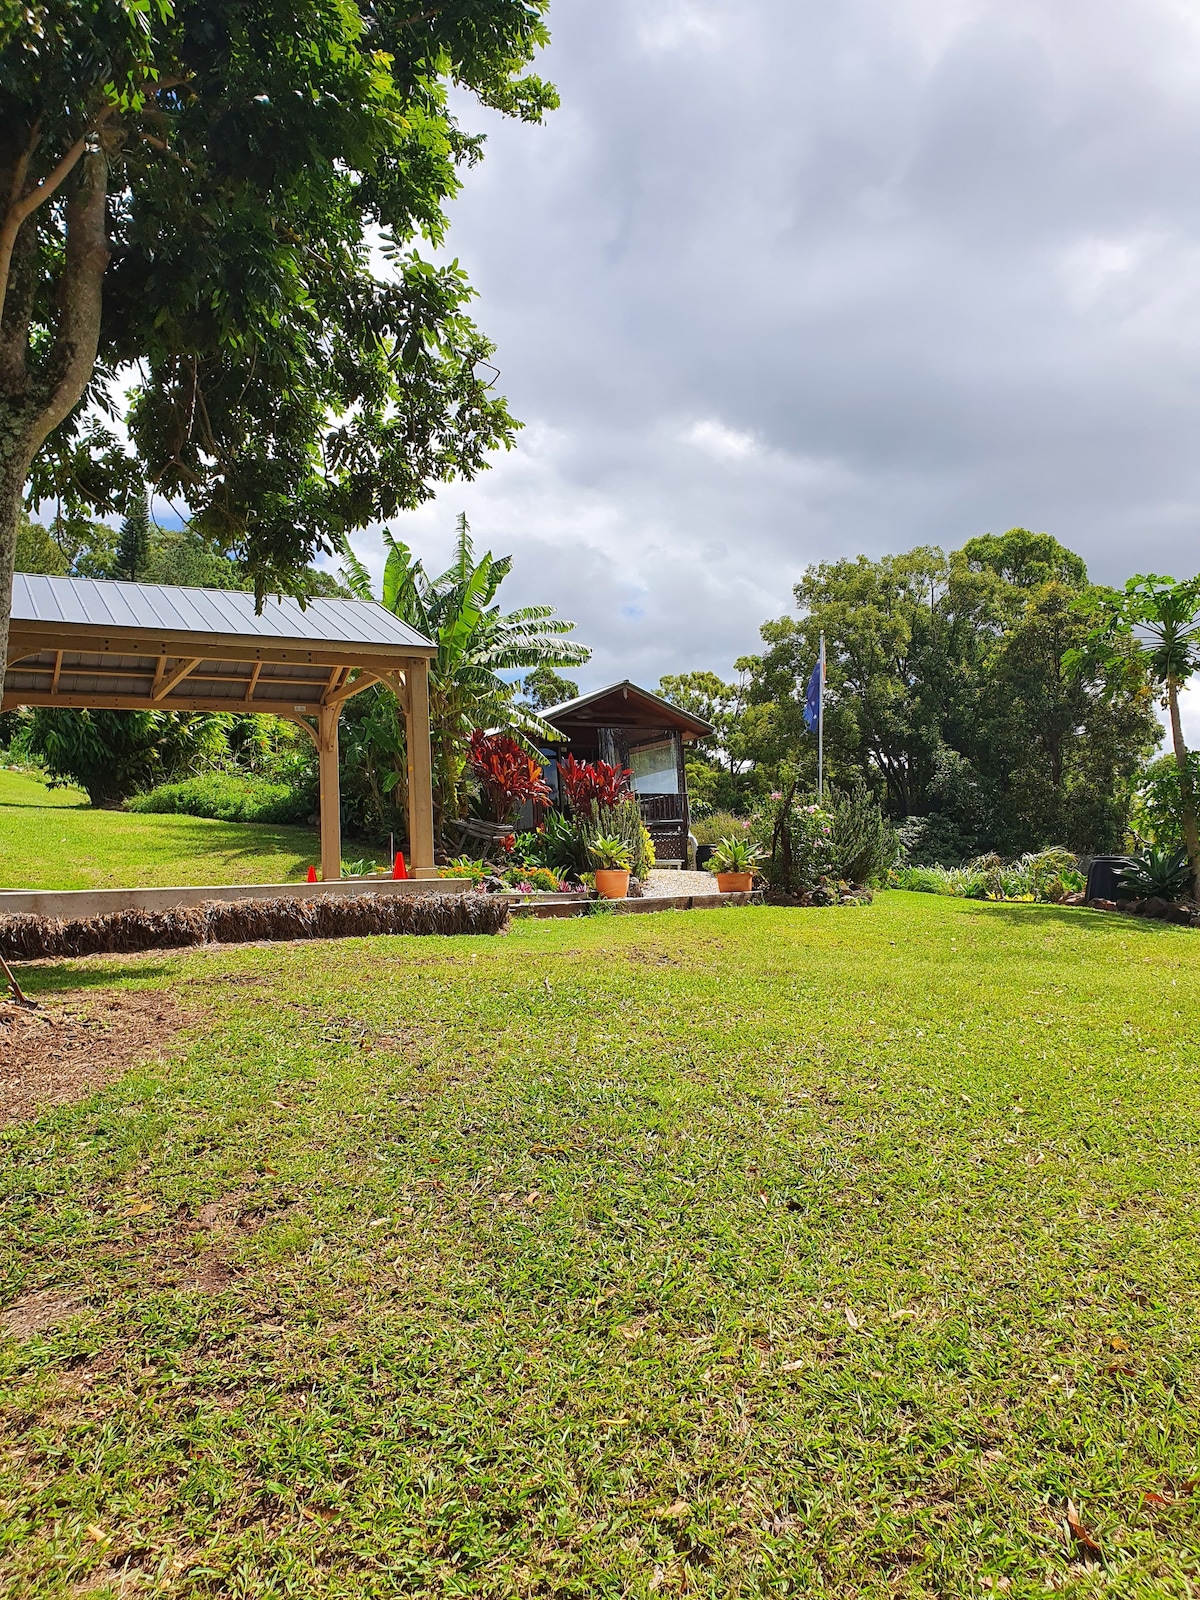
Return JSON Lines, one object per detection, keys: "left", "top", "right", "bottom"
{"left": 347, "top": 0, "right": 1200, "bottom": 719}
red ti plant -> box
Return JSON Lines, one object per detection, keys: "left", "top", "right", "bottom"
{"left": 467, "top": 731, "right": 551, "bottom": 822}
{"left": 558, "top": 755, "right": 633, "bottom": 813}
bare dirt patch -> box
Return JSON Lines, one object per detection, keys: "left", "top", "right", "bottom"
{"left": 0, "top": 1288, "right": 86, "bottom": 1339}
{"left": 0, "top": 990, "right": 195, "bottom": 1127}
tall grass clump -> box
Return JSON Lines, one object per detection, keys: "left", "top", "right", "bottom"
{"left": 891, "top": 847, "right": 1083, "bottom": 902}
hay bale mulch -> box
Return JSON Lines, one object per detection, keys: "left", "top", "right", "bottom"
{"left": 0, "top": 891, "right": 510, "bottom": 963}
{"left": 0, "top": 991, "right": 195, "bottom": 1127}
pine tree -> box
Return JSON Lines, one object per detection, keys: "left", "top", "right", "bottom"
{"left": 114, "top": 491, "right": 151, "bottom": 582}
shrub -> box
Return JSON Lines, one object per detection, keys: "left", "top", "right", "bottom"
{"left": 749, "top": 786, "right": 835, "bottom": 895}
{"left": 558, "top": 755, "right": 632, "bottom": 812}
{"left": 1130, "top": 754, "right": 1200, "bottom": 850}
{"left": 895, "top": 814, "right": 975, "bottom": 867}
{"left": 575, "top": 797, "right": 655, "bottom": 881}
{"left": 126, "top": 772, "right": 312, "bottom": 825}
{"left": 829, "top": 785, "right": 900, "bottom": 885}
{"left": 511, "top": 812, "right": 590, "bottom": 879}
{"left": 502, "top": 865, "right": 563, "bottom": 892}
{"left": 23, "top": 708, "right": 231, "bottom": 806}
{"left": 890, "top": 846, "right": 1084, "bottom": 902}
{"left": 513, "top": 799, "right": 653, "bottom": 883}
{"left": 467, "top": 731, "right": 551, "bottom": 823}
{"left": 691, "top": 810, "right": 753, "bottom": 847}
{"left": 439, "top": 857, "right": 487, "bottom": 885}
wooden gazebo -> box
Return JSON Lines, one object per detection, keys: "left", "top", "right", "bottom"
{"left": 2, "top": 575, "right": 437, "bottom": 882}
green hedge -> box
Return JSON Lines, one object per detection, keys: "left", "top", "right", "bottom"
{"left": 125, "top": 772, "right": 312, "bottom": 825}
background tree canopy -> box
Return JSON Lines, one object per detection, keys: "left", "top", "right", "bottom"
{"left": 672, "top": 530, "right": 1159, "bottom": 858}
{"left": 0, "top": 0, "right": 556, "bottom": 689}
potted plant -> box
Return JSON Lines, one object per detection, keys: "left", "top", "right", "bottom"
{"left": 706, "top": 836, "right": 764, "bottom": 893}
{"left": 589, "top": 835, "right": 633, "bottom": 899}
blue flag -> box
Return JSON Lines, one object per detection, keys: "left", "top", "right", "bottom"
{"left": 803, "top": 660, "right": 822, "bottom": 732}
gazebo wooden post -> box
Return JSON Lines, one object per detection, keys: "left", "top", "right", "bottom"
{"left": 317, "top": 704, "right": 342, "bottom": 881}
{"left": 404, "top": 656, "right": 436, "bottom": 876}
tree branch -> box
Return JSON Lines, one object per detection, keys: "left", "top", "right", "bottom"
{"left": 25, "top": 147, "right": 110, "bottom": 462}
{"left": 0, "top": 107, "right": 115, "bottom": 329}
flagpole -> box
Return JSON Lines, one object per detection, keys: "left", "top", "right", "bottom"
{"left": 817, "top": 631, "right": 825, "bottom": 803}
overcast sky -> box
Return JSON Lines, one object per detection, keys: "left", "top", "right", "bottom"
{"left": 345, "top": 0, "right": 1200, "bottom": 729}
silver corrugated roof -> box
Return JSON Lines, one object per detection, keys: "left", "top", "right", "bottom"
{"left": 10, "top": 574, "right": 433, "bottom": 653}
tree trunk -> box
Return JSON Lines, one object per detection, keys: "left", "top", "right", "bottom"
{"left": 1166, "top": 677, "right": 1200, "bottom": 901}
{"left": 0, "top": 451, "right": 24, "bottom": 694}
{"left": 0, "top": 146, "right": 110, "bottom": 699}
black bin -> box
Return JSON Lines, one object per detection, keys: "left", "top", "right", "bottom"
{"left": 1086, "top": 856, "right": 1129, "bottom": 902}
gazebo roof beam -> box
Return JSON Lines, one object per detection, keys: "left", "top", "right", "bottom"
{"left": 151, "top": 658, "right": 203, "bottom": 700}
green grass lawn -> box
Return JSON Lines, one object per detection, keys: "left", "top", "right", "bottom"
{"left": 0, "top": 769, "right": 328, "bottom": 890}
{"left": 2, "top": 893, "right": 1199, "bottom": 1597}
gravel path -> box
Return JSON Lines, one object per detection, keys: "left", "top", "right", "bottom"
{"left": 641, "top": 869, "right": 720, "bottom": 897}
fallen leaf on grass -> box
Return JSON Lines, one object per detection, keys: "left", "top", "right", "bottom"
{"left": 120, "top": 1201, "right": 155, "bottom": 1218}
{"left": 845, "top": 1308, "right": 860, "bottom": 1330}
{"left": 889, "top": 1309, "right": 917, "bottom": 1320}
{"left": 85, "top": 1524, "right": 111, "bottom": 1545}
{"left": 654, "top": 1500, "right": 690, "bottom": 1521}
{"left": 1065, "top": 1500, "right": 1102, "bottom": 1557}
{"left": 779, "top": 1358, "right": 806, "bottom": 1372}
{"left": 1143, "top": 1490, "right": 1173, "bottom": 1507}
{"left": 979, "top": 1579, "right": 1011, "bottom": 1592}
{"left": 1109, "top": 1336, "right": 1131, "bottom": 1352}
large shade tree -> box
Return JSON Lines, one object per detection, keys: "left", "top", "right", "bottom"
{"left": 0, "top": 0, "right": 556, "bottom": 691}
{"left": 735, "top": 532, "right": 1157, "bottom": 856}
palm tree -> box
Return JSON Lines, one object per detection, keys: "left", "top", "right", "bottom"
{"left": 1081, "top": 574, "right": 1200, "bottom": 900}
{"left": 341, "top": 515, "right": 590, "bottom": 841}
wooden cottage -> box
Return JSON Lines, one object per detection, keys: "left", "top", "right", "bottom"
{"left": 541, "top": 681, "right": 713, "bottom": 866}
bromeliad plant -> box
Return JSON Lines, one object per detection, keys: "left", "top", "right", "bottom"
{"left": 1114, "top": 847, "right": 1192, "bottom": 902}
{"left": 588, "top": 836, "right": 633, "bottom": 872}
{"left": 706, "top": 837, "right": 765, "bottom": 875}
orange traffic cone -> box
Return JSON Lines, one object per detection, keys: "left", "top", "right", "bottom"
{"left": 307, "top": 865, "right": 318, "bottom": 883}
{"left": 392, "top": 851, "right": 408, "bottom": 880}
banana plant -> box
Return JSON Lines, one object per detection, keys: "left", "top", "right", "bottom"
{"left": 341, "top": 515, "right": 590, "bottom": 842}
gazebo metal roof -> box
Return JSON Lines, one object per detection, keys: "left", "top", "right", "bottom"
{"left": 5, "top": 575, "right": 433, "bottom": 716}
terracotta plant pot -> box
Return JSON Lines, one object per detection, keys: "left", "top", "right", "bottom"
{"left": 594, "top": 869, "right": 631, "bottom": 899}
{"left": 716, "top": 871, "right": 754, "bottom": 893}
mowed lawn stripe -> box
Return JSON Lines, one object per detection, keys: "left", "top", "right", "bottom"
{"left": 1, "top": 893, "right": 1198, "bottom": 1597}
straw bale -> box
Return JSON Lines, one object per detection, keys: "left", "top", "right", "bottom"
{"left": 0, "top": 891, "right": 508, "bottom": 961}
